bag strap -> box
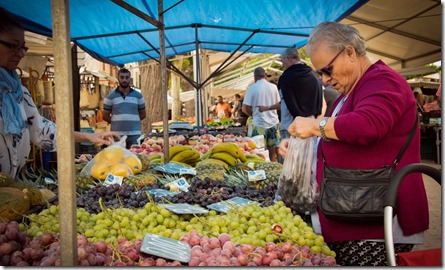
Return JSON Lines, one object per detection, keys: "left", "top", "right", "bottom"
{"left": 393, "top": 113, "right": 418, "bottom": 167}
{"left": 322, "top": 114, "right": 418, "bottom": 167}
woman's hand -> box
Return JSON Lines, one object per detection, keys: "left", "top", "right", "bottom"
{"left": 288, "top": 117, "right": 317, "bottom": 139}
{"left": 278, "top": 138, "right": 290, "bottom": 158}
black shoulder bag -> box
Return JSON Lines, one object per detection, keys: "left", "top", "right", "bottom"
{"left": 319, "top": 115, "right": 418, "bottom": 224}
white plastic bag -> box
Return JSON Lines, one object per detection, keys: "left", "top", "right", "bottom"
{"left": 79, "top": 138, "right": 142, "bottom": 180}
{"left": 275, "top": 136, "right": 319, "bottom": 215}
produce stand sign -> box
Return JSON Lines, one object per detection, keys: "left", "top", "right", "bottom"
{"left": 159, "top": 203, "right": 209, "bottom": 214}
{"left": 140, "top": 233, "right": 191, "bottom": 263}
{"left": 247, "top": 170, "right": 267, "bottom": 181}
{"left": 206, "top": 197, "right": 254, "bottom": 213}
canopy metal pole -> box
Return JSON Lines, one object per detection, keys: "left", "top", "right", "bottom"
{"left": 51, "top": 0, "right": 77, "bottom": 265}
{"left": 158, "top": 0, "right": 169, "bottom": 162}
{"left": 194, "top": 26, "right": 203, "bottom": 128}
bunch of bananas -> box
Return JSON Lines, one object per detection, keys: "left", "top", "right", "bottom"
{"left": 148, "top": 153, "right": 163, "bottom": 166}
{"left": 201, "top": 142, "right": 247, "bottom": 168}
{"left": 244, "top": 153, "right": 267, "bottom": 166}
{"left": 161, "top": 145, "right": 201, "bottom": 167}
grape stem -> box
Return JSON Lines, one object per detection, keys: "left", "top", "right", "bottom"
{"left": 292, "top": 248, "right": 303, "bottom": 264}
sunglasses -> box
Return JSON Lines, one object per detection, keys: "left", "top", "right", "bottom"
{"left": 0, "top": 39, "right": 29, "bottom": 53}
{"left": 316, "top": 47, "right": 345, "bottom": 77}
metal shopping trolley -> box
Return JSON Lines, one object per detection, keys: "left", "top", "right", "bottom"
{"left": 384, "top": 163, "right": 442, "bottom": 266}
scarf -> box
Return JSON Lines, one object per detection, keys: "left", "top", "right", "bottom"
{"left": 0, "top": 67, "right": 26, "bottom": 135}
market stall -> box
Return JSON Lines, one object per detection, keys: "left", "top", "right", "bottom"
{"left": 1, "top": 0, "right": 441, "bottom": 267}
{"left": 1, "top": 133, "right": 339, "bottom": 266}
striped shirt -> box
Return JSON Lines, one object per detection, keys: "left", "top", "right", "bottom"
{"left": 103, "top": 88, "right": 145, "bottom": 136}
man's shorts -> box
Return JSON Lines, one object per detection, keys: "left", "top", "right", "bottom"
{"left": 251, "top": 124, "right": 281, "bottom": 148}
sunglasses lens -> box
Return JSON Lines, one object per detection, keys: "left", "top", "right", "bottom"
{"left": 321, "top": 67, "right": 333, "bottom": 77}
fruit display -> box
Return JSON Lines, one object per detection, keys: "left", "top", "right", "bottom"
{"left": 0, "top": 221, "right": 184, "bottom": 266}
{"left": 0, "top": 180, "right": 53, "bottom": 222}
{"left": 76, "top": 183, "right": 165, "bottom": 214}
{"left": 160, "top": 145, "right": 201, "bottom": 166}
{"left": 130, "top": 134, "right": 263, "bottom": 158}
{"left": 4, "top": 132, "right": 340, "bottom": 266}
{"left": 183, "top": 230, "right": 336, "bottom": 266}
{"left": 19, "top": 200, "right": 335, "bottom": 258}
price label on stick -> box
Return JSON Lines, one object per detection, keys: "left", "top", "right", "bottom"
{"left": 165, "top": 177, "right": 190, "bottom": 192}
{"left": 104, "top": 173, "right": 123, "bottom": 186}
{"left": 247, "top": 170, "right": 266, "bottom": 181}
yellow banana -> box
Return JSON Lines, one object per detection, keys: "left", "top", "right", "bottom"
{"left": 212, "top": 142, "right": 239, "bottom": 155}
{"left": 169, "top": 145, "right": 194, "bottom": 160}
{"left": 245, "top": 154, "right": 266, "bottom": 161}
{"left": 171, "top": 149, "right": 198, "bottom": 163}
{"left": 149, "top": 153, "right": 162, "bottom": 161}
{"left": 237, "top": 149, "right": 247, "bottom": 162}
{"left": 211, "top": 152, "right": 238, "bottom": 167}
{"left": 212, "top": 142, "right": 245, "bottom": 161}
{"left": 244, "top": 159, "right": 266, "bottom": 167}
{"left": 181, "top": 151, "right": 201, "bottom": 164}
{"left": 151, "top": 157, "right": 162, "bottom": 165}
{"left": 197, "top": 158, "right": 230, "bottom": 170}
{"left": 200, "top": 149, "right": 212, "bottom": 160}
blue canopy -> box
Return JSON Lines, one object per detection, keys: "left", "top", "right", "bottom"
{"left": 1, "top": 0, "right": 367, "bottom": 66}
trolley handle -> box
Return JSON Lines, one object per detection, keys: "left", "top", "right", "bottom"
{"left": 384, "top": 163, "right": 441, "bottom": 208}
{"left": 384, "top": 163, "right": 441, "bottom": 266}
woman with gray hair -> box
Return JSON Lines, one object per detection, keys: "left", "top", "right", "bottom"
{"left": 279, "top": 22, "right": 428, "bottom": 266}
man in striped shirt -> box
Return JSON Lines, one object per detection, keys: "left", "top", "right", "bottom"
{"left": 103, "top": 68, "right": 146, "bottom": 149}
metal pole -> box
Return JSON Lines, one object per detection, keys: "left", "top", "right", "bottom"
{"left": 51, "top": 0, "right": 77, "bottom": 265}
{"left": 158, "top": 0, "right": 169, "bottom": 162}
{"left": 194, "top": 26, "right": 203, "bottom": 128}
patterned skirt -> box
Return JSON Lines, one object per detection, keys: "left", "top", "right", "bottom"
{"left": 328, "top": 240, "right": 414, "bottom": 266}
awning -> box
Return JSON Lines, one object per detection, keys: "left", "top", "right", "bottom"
{"left": 80, "top": 69, "right": 118, "bottom": 82}
{"left": 1, "top": 0, "right": 367, "bottom": 66}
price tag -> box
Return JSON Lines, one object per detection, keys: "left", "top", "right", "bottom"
{"left": 44, "top": 177, "right": 57, "bottom": 185}
{"left": 104, "top": 173, "right": 123, "bottom": 186}
{"left": 165, "top": 177, "right": 190, "bottom": 192}
{"left": 247, "top": 170, "right": 266, "bottom": 182}
{"left": 179, "top": 168, "right": 196, "bottom": 175}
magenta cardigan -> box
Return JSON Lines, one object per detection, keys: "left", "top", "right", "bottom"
{"left": 317, "top": 60, "right": 429, "bottom": 243}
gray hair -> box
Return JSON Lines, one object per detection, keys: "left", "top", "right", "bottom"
{"left": 281, "top": 47, "right": 300, "bottom": 60}
{"left": 306, "top": 21, "right": 367, "bottom": 57}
